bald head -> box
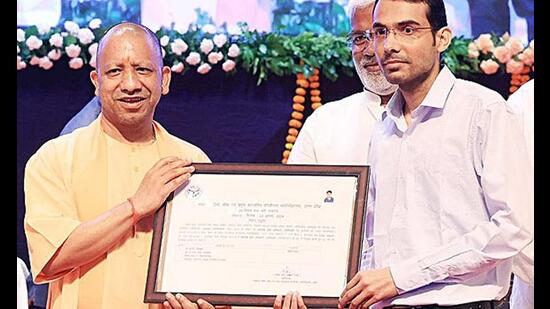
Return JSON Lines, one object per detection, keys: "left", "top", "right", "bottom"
{"left": 96, "top": 22, "right": 163, "bottom": 71}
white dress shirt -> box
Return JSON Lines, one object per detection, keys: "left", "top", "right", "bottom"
{"left": 366, "top": 66, "right": 533, "bottom": 308}
{"left": 288, "top": 90, "right": 385, "bottom": 165}
{"left": 17, "top": 257, "right": 30, "bottom": 309}
{"left": 506, "top": 79, "right": 534, "bottom": 309}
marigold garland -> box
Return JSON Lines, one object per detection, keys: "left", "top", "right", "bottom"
{"left": 282, "top": 68, "right": 323, "bottom": 164}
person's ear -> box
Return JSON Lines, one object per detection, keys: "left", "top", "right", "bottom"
{"left": 435, "top": 26, "right": 453, "bottom": 53}
{"left": 90, "top": 70, "right": 99, "bottom": 96}
{"left": 161, "top": 66, "right": 172, "bottom": 95}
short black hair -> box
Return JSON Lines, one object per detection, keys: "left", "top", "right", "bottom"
{"left": 373, "top": 0, "right": 448, "bottom": 30}
{"left": 326, "top": 190, "right": 332, "bottom": 194}
{"left": 95, "top": 22, "right": 163, "bottom": 69}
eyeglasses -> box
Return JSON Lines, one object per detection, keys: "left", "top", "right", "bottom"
{"left": 346, "top": 31, "right": 372, "bottom": 50}
{"left": 368, "top": 25, "right": 433, "bottom": 42}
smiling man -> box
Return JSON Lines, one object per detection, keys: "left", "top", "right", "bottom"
{"left": 24, "top": 22, "right": 210, "bottom": 308}
{"left": 337, "top": 0, "right": 533, "bottom": 308}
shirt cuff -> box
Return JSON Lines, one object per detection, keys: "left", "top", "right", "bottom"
{"left": 390, "top": 258, "right": 448, "bottom": 293}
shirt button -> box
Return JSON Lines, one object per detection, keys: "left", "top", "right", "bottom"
{"left": 131, "top": 147, "right": 136, "bottom": 153}
{"left": 133, "top": 166, "right": 139, "bottom": 173}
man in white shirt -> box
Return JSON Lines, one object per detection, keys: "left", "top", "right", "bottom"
{"left": 506, "top": 79, "right": 534, "bottom": 309}
{"left": 338, "top": 0, "right": 533, "bottom": 308}
{"left": 288, "top": 0, "right": 397, "bottom": 165}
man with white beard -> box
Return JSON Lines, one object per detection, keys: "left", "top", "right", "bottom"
{"left": 287, "top": 0, "right": 397, "bottom": 165}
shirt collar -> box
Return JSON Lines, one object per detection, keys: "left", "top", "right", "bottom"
{"left": 383, "top": 65, "right": 456, "bottom": 121}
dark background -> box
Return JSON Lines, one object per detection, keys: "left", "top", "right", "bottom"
{"left": 16, "top": 60, "right": 512, "bottom": 266}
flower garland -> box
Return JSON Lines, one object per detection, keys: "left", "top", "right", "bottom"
{"left": 17, "top": 20, "right": 534, "bottom": 88}
{"left": 281, "top": 68, "right": 322, "bottom": 164}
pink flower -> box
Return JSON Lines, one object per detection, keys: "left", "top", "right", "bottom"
{"left": 171, "top": 62, "right": 184, "bottom": 73}
{"left": 89, "top": 55, "right": 97, "bottom": 68}
{"left": 518, "top": 48, "right": 534, "bottom": 66}
{"left": 160, "top": 35, "right": 169, "bottom": 47}
{"left": 467, "top": 42, "right": 479, "bottom": 59}
{"left": 213, "top": 34, "right": 227, "bottom": 48}
{"left": 480, "top": 59, "right": 500, "bottom": 75}
{"left": 506, "top": 59, "right": 524, "bottom": 74}
{"left": 475, "top": 34, "right": 494, "bottom": 54}
{"left": 197, "top": 63, "right": 212, "bottom": 74}
{"left": 17, "top": 28, "right": 25, "bottom": 42}
{"left": 170, "top": 39, "right": 188, "bottom": 56}
{"left": 29, "top": 56, "right": 40, "bottom": 66}
{"left": 69, "top": 57, "right": 84, "bottom": 69}
{"left": 505, "top": 37, "right": 524, "bottom": 56}
{"left": 492, "top": 46, "right": 512, "bottom": 64}
{"left": 64, "top": 21, "right": 80, "bottom": 35}
{"left": 186, "top": 52, "right": 201, "bottom": 66}
{"left": 38, "top": 56, "right": 53, "bottom": 70}
{"left": 88, "top": 43, "right": 98, "bottom": 56}
{"left": 65, "top": 44, "right": 82, "bottom": 58}
{"left": 77, "top": 28, "right": 95, "bottom": 44}
{"left": 207, "top": 52, "right": 224, "bottom": 65}
{"left": 26, "top": 35, "right": 43, "bottom": 51}
{"left": 47, "top": 49, "right": 61, "bottom": 61}
{"left": 227, "top": 44, "right": 240, "bottom": 58}
{"left": 200, "top": 38, "right": 214, "bottom": 54}
{"left": 17, "top": 56, "right": 27, "bottom": 70}
{"left": 88, "top": 18, "right": 102, "bottom": 30}
{"left": 49, "top": 33, "right": 64, "bottom": 48}
{"left": 222, "top": 59, "right": 236, "bottom": 72}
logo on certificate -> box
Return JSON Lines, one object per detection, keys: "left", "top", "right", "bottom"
{"left": 185, "top": 185, "right": 203, "bottom": 199}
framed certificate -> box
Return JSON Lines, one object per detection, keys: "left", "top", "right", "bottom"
{"left": 145, "top": 163, "right": 370, "bottom": 307}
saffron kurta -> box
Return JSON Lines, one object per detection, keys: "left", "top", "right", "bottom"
{"left": 24, "top": 117, "right": 210, "bottom": 309}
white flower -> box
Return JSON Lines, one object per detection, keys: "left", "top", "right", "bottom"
{"left": 200, "top": 38, "right": 214, "bottom": 54}
{"left": 227, "top": 44, "right": 240, "bottom": 57}
{"left": 37, "top": 23, "right": 51, "bottom": 35}
{"left": 227, "top": 24, "right": 242, "bottom": 36}
{"left": 88, "top": 43, "right": 98, "bottom": 56}
{"left": 174, "top": 23, "right": 188, "bottom": 34}
{"left": 201, "top": 24, "right": 217, "bottom": 34}
{"left": 467, "top": 42, "right": 479, "bottom": 59}
{"left": 88, "top": 18, "right": 102, "bottom": 30}
{"left": 492, "top": 46, "right": 512, "bottom": 64}
{"left": 49, "top": 33, "right": 64, "bottom": 48}
{"left": 186, "top": 52, "right": 201, "bottom": 66}
{"left": 69, "top": 57, "right": 84, "bottom": 69}
{"left": 26, "top": 35, "right": 43, "bottom": 51}
{"left": 17, "top": 28, "right": 25, "bottom": 42}
{"left": 61, "top": 32, "right": 68, "bottom": 37}
{"left": 89, "top": 55, "right": 97, "bottom": 68}
{"left": 39, "top": 56, "right": 53, "bottom": 70}
{"left": 77, "top": 28, "right": 95, "bottom": 45}
{"left": 207, "top": 52, "right": 224, "bottom": 65}
{"left": 505, "top": 37, "right": 524, "bottom": 56}
{"left": 47, "top": 49, "right": 61, "bottom": 61}
{"left": 197, "top": 63, "right": 212, "bottom": 74}
{"left": 222, "top": 59, "right": 236, "bottom": 72}
{"left": 480, "top": 59, "right": 499, "bottom": 75}
{"left": 506, "top": 59, "right": 524, "bottom": 74}
{"left": 171, "top": 62, "right": 184, "bottom": 73}
{"left": 475, "top": 34, "right": 494, "bottom": 54}
{"left": 17, "top": 57, "right": 27, "bottom": 70}
{"left": 17, "top": 45, "right": 20, "bottom": 54}
{"left": 160, "top": 35, "right": 170, "bottom": 47}
{"left": 65, "top": 44, "right": 82, "bottom": 58}
{"left": 170, "top": 39, "right": 188, "bottom": 56}
{"left": 213, "top": 34, "right": 227, "bottom": 48}
{"left": 162, "top": 48, "right": 166, "bottom": 58}
{"left": 64, "top": 21, "right": 80, "bottom": 35}
{"left": 30, "top": 56, "right": 40, "bottom": 66}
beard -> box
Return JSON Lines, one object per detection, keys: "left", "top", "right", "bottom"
{"left": 353, "top": 56, "right": 398, "bottom": 96}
